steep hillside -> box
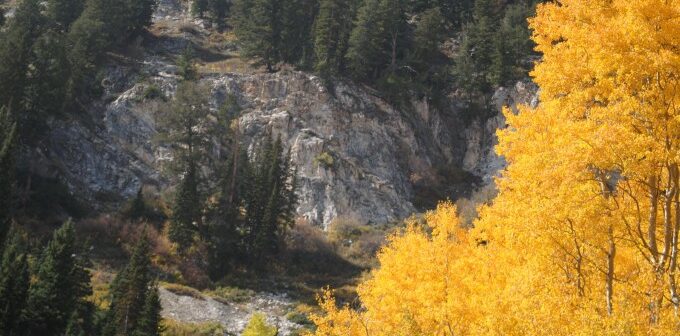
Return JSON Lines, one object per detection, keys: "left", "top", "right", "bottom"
{"left": 17, "top": 0, "right": 534, "bottom": 227}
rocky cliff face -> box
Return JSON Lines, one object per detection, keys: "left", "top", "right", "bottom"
{"left": 19, "top": 0, "right": 537, "bottom": 228}
{"left": 462, "top": 81, "right": 540, "bottom": 184}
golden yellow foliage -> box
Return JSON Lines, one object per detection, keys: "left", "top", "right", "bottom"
{"left": 313, "top": 1, "right": 680, "bottom": 335}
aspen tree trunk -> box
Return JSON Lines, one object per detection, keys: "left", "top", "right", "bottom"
{"left": 669, "top": 165, "right": 680, "bottom": 314}
{"left": 649, "top": 175, "right": 660, "bottom": 262}
{"left": 606, "top": 225, "right": 616, "bottom": 316}
{"left": 648, "top": 175, "right": 661, "bottom": 324}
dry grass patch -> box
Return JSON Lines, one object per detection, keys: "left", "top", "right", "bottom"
{"left": 162, "top": 282, "right": 205, "bottom": 300}
{"left": 162, "top": 319, "right": 225, "bottom": 336}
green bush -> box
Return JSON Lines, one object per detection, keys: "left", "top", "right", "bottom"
{"left": 285, "top": 310, "right": 312, "bottom": 326}
{"left": 242, "top": 313, "right": 277, "bottom": 336}
{"left": 314, "top": 152, "right": 334, "bottom": 168}
{"left": 143, "top": 84, "right": 165, "bottom": 101}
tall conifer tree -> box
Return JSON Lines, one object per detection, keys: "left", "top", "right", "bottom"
{"left": 0, "top": 226, "right": 29, "bottom": 336}
{"left": 22, "top": 221, "right": 93, "bottom": 336}
{"left": 103, "top": 234, "right": 158, "bottom": 336}
{"left": 0, "top": 106, "right": 16, "bottom": 247}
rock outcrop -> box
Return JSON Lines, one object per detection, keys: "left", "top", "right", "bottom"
{"left": 18, "top": 0, "right": 537, "bottom": 228}
{"left": 463, "top": 81, "right": 540, "bottom": 183}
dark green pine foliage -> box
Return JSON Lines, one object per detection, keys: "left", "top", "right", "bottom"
{"left": 192, "top": 0, "right": 208, "bottom": 17}
{"left": 24, "top": 29, "right": 71, "bottom": 126}
{"left": 346, "top": 0, "right": 384, "bottom": 81}
{"left": 103, "top": 235, "right": 158, "bottom": 336}
{"left": 127, "top": 187, "right": 148, "bottom": 221}
{"left": 177, "top": 47, "right": 198, "bottom": 81}
{"left": 66, "top": 1, "right": 108, "bottom": 101}
{"left": 379, "top": 0, "right": 410, "bottom": 75}
{"left": 65, "top": 0, "right": 156, "bottom": 108}
{"left": 0, "top": 0, "right": 46, "bottom": 118}
{"left": 0, "top": 226, "right": 30, "bottom": 336}
{"left": 205, "top": 97, "right": 242, "bottom": 279}
{"left": 206, "top": 164, "right": 242, "bottom": 278}
{"left": 46, "top": 0, "right": 86, "bottom": 31}
{"left": 22, "top": 220, "right": 93, "bottom": 336}
{"left": 279, "top": 0, "right": 318, "bottom": 68}
{"left": 127, "top": 0, "right": 158, "bottom": 35}
{"left": 0, "top": 106, "right": 16, "bottom": 246}
{"left": 242, "top": 135, "right": 297, "bottom": 264}
{"left": 232, "top": 0, "right": 282, "bottom": 71}
{"left": 408, "top": 6, "right": 450, "bottom": 99}
{"left": 64, "top": 310, "right": 87, "bottom": 336}
{"left": 409, "top": 0, "right": 474, "bottom": 28}
{"left": 131, "top": 283, "right": 162, "bottom": 336}
{"left": 157, "top": 82, "right": 211, "bottom": 251}
{"left": 313, "top": 0, "right": 355, "bottom": 76}
{"left": 0, "top": 8, "right": 5, "bottom": 27}
{"left": 347, "top": 0, "right": 410, "bottom": 82}
{"left": 193, "top": 0, "right": 230, "bottom": 28}
{"left": 454, "top": 0, "right": 499, "bottom": 96}
{"left": 208, "top": 0, "right": 230, "bottom": 29}
{"left": 170, "top": 162, "right": 201, "bottom": 251}
{"left": 490, "top": 1, "right": 537, "bottom": 86}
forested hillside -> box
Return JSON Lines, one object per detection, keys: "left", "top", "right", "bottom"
{"left": 3, "top": 0, "right": 657, "bottom": 335}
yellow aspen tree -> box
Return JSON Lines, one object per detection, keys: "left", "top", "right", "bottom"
{"left": 313, "top": 0, "right": 680, "bottom": 334}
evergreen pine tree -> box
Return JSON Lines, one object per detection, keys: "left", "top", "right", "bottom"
{"left": 379, "top": 0, "right": 409, "bottom": 75}
{"left": 177, "top": 47, "right": 198, "bottom": 81}
{"left": 22, "top": 220, "right": 93, "bottom": 336}
{"left": 207, "top": 0, "right": 230, "bottom": 29}
{"left": 0, "top": 0, "right": 46, "bottom": 118}
{"left": 232, "top": 0, "right": 282, "bottom": 71}
{"left": 127, "top": 187, "right": 148, "bottom": 220}
{"left": 103, "top": 234, "right": 154, "bottom": 336}
{"left": 24, "top": 29, "right": 71, "bottom": 128}
{"left": 409, "top": 7, "right": 450, "bottom": 99}
{"left": 346, "top": 0, "right": 384, "bottom": 81}
{"left": 347, "top": 0, "right": 409, "bottom": 82}
{"left": 242, "top": 135, "right": 297, "bottom": 263}
{"left": 169, "top": 162, "right": 201, "bottom": 251}
{"left": 157, "top": 82, "right": 211, "bottom": 251}
{"left": 126, "top": 0, "right": 158, "bottom": 34}
{"left": 0, "top": 226, "right": 30, "bottom": 336}
{"left": 131, "top": 282, "right": 162, "bottom": 336}
{"left": 0, "top": 106, "right": 16, "bottom": 247}
{"left": 489, "top": 28, "right": 510, "bottom": 87}
{"left": 65, "top": 0, "right": 109, "bottom": 106}
{"left": 46, "top": 0, "right": 85, "bottom": 30}
{"left": 64, "top": 310, "right": 87, "bottom": 336}
{"left": 453, "top": 0, "right": 499, "bottom": 96}
{"left": 0, "top": 8, "right": 5, "bottom": 27}
{"left": 313, "top": 0, "right": 354, "bottom": 76}
{"left": 192, "top": 0, "right": 208, "bottom": 18}
{"left": 279, "top": 0, "right": 318, "bottom": 67}
{"left": 205, "top": 97, "right": 243, "bottom": 279}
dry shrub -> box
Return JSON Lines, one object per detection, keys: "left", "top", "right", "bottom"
{"left": 161, "top": 319, "right": 225, "bottom": 336}
{"left": 206, "top": 286, "right": 255, "bottom": 304}
{"left": 178, "top": 22, "right": 200, "bottom": 35}
{"left": 327, "top": 217, "right": 388, "bottom": 268}
{"left": 77, "top": 215, "right": 174, "bottom": 261}
{"left": 284, "top": 219, "right": 361, "bottom": 276}
{"left": 162, "top": 283, "right": 204, "bottom": 300}
{"left": 287, "top": 219, "right": 334, "bottom": 253}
